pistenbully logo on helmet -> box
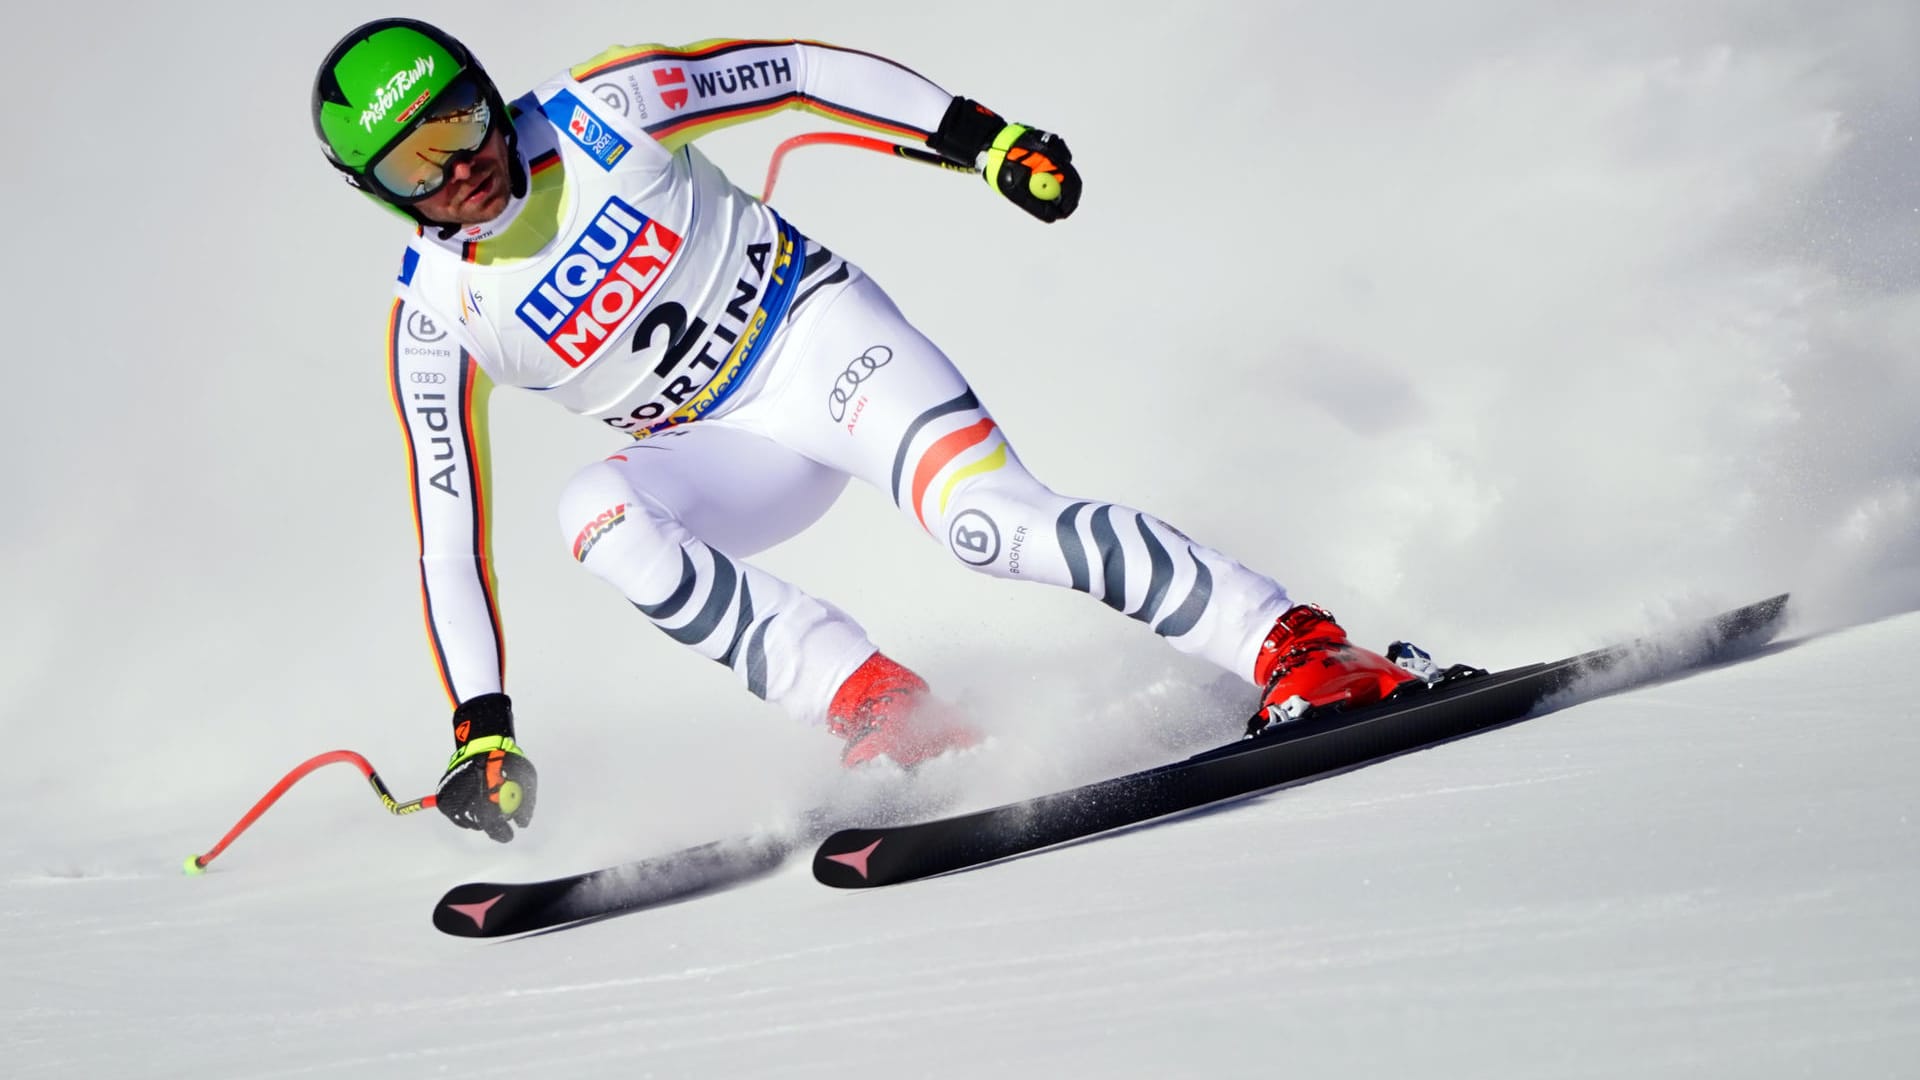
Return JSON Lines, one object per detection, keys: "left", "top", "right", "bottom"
{"left": 359, "top": 56, "right": 437, "bottom": 132}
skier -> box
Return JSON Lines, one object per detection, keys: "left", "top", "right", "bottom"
{"left": 312, "top": 20, "right": 1442, "bottom": 843}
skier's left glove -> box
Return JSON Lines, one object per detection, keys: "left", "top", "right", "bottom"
{"left": 436, "top": 693, "right": 538, "bottom": 843}
{"left": 927, "top": 97, "right": 1081, "bottom": 223}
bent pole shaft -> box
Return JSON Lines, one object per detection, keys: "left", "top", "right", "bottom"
{"left": 760, "top": 131, "right": 973, "bottom": 203}
{"left": 186, "top": 750, "right": 434, "bottom": 873}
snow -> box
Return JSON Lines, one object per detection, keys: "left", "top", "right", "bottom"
{"left": 4, "top": 1, "right": 1918, "bottom": 1077}
{"left": 9, "top": 612, "right": 1918, "bottom": 1077}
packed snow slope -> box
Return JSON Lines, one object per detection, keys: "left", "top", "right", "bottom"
{"left": 8, "top": 609, "right": 1917, "bottom": 1077}
{"left": 3, "top": 0, "right": 1917, "bottom": 1077}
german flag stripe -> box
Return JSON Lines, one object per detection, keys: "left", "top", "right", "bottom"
{"left": 794, "top": 39, "right": 950, "bottom": 86}
{"left": 574, "top": 39, "right": 938, "bottom": 145}
{"left": 572, "top": 38, "right": 761, "bottom": 80}
{"left": 648, "top": 95, "right": 927, "bottom": 146}
{"left": 890, "top": 390, "right": 980, "bottom": 507}
{"left": 937, "top": 441, "right": 1010, "bottom": 518}
{"left": 578, "top": 38, "right": 944, "bottom": 89}
{"left": 910, "top": 417, "right": 1000, "bottom": 532}
{"left": 800, "top": 98, "right": 929, "bottom": 141}
{"left": 387, "top": 303, "right": 506, "bottom": 706}
{"left": 644, "top": 104, "right": 780, "bottom": 146}
{"left": 386, "top": 300, "right": 457, "bottom": 705}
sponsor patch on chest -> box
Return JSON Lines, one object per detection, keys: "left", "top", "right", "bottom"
{"left": 516, "top": 196, "right": 682, "bottom": 367}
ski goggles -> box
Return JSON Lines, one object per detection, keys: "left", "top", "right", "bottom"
{"left": 365, "top": 73, "right": 496, "bottom": 201}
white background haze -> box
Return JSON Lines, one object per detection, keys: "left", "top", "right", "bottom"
{"left": 2, "top": 2, "right": 1916, "bottom": 1076}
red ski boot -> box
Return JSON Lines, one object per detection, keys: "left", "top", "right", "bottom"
{"left": 827, "top": 652, "right": 980, "bottom": 768}
{"left": 1252, "top": 604, "right": 1421, "bottom": 728}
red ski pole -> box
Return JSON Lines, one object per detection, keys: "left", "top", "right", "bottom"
{"left": 183, "top": 750, "right": 435, "bottom": 874}
{"left": 760, "top": 131, "right": 974, "bottom": 203}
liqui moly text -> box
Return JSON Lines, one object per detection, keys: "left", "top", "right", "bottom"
{"left": 517, "top": 197, "right": 682, "bottom": 367}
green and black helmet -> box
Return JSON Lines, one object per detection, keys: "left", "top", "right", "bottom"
{"left": 312, "top": 19, "right": 525, "bottom": 226}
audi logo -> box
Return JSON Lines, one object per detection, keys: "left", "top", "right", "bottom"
{"left": 827, "top": 345, "right": 892, "bottom": 421}
{"left": 409, "top": 372, "right": 447, "bottom": 384}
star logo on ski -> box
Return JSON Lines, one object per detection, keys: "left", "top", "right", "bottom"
{"left": 823, "top": 838, "right": 883, "bottom": 879}
{"left": 445, "top": 893, "right": 505, "bottom": 930}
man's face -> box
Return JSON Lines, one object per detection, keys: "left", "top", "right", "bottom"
{"left": 413, "top": 126, "right": 511, "bottom": 226}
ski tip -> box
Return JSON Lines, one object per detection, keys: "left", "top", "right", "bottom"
{"left": 432, "top": 884, "right": 517, "bottom": 938}
{"left": 1718, "top": 593, "right": 1791, "bottom": 645}
{"left": 813, "top": 830, "right": 890, "bottom": 889}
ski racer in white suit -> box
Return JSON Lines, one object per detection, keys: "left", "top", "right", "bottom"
{"left": 312, "top": 20, "right": 1434, "bottom": 842}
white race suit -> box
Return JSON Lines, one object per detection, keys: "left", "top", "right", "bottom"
{"left": 385, "top": 38, "right": 1293, "bottom": 725}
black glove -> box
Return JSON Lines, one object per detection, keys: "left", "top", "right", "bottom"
{"left": 927, "top": 96, "right": 1081, "bottom": 223}
{"left": 436, "top": 693, "right": 538, "bottom": 843}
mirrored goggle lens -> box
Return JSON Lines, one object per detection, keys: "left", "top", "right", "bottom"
{"left": 370, "top": 77, "right": 492, "bottom": 199}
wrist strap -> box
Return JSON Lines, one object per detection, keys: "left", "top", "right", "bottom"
{"left": 451, "top": 692, "right": 515, "bottom": 747}
{"left": 927, "top": 96, "right": 1006, "bottom": 164}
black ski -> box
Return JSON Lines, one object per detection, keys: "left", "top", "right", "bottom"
{"left": 431, "top": 771, "right": 967, "bottom": 937}
{"left": 812, "top": 594, "right": 1790, "bottom": 889}
{"left": 432, "top": 833, "right": 794, "bottom": 938}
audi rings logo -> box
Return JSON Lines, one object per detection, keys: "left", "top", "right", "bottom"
{"left": 591, "top": 82, "right": 630, "bottom": 115}
{"left": 406, "top": 310, "right": 447, "bottom": 343}
{"left": 828, "top": 345, "right": 891, "bottom": 421}
{"left": 409, "top": 371, "right": 447, "bottom": 384}
{"left": 949, "top": 510, "right": 1001, "bottom": 566}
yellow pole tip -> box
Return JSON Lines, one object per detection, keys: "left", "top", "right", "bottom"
{"left": 182, "top": 856, "right": 207, "bottom": 876}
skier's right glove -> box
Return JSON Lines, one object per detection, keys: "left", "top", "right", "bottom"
{"left": 436, "top": 693, "right": 538, "bottom": 843}
{"left": 926, "top": 96, "right": 1081, "bottom": 223}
